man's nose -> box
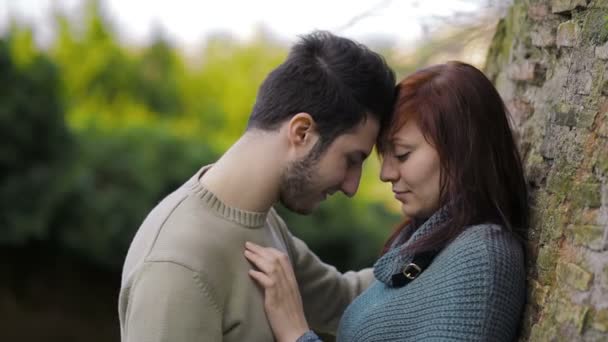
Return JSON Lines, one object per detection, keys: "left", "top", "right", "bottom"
{"left": 341, "top": 167, "right": 362, "bottom": 197}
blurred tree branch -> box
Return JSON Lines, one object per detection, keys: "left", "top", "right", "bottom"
{"left": 334, "top": 0, "right": 393, "bottom": 32}
{"left": 334, "top": 0, "right": 511, "bottom": 42}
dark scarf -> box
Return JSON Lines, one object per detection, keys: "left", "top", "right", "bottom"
{"left": 373, "top": 206, "right": 451, "bottom": 286}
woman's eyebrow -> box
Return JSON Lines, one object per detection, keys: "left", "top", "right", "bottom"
{"left": 391, "top": 139, "right": 416, "bottom": 149}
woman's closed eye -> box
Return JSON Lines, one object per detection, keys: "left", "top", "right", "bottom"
{"left": 395, "top": 152, "right": 410, "bottom": 162}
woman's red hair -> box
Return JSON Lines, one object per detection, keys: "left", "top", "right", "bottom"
{"left": 379, "top": 61, "right": 529, "bottom": 254}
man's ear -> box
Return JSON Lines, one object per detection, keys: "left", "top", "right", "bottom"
{"left": 286, "top": 112, "right": 318, "bottom": 148}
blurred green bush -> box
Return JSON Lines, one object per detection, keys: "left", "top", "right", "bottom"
{"left": 0, "top": 0, "right": 399, "bottom": 272}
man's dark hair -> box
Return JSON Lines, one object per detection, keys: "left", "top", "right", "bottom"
{"left": 247, "top": 31, "right": 396, "bottom": 150}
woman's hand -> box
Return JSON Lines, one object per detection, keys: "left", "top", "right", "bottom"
{"left": 244, "top": 241, "right": 310, "bottom": 342}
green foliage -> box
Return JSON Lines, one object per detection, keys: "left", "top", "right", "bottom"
{"left": 52, "top": 3, "right": 137, "bottom": 108}
{"left": 54, "top": 125, "right": 218, "bottom": 268}
{"left": 0, "top": 35, "right": 73, "bottom": 243}
{"left": 2, "top": 0, "right": 401, "bottom": 271}
{"left": 279, "top": 196, "right": 398, "bottom": 271}
{"left": 182, "top": 33, "right": 287, "bottom": 149}
{"left": 137, "top": 34, "right": 184, "bottom": 114}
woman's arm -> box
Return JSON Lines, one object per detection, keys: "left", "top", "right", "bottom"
{"left": 244, "top": 241, "right": 323, "bottom": 342}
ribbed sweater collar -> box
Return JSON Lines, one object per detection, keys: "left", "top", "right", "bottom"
{"left": 187, "top": 165, "right": 269, "bottom": 228}
{"left": 373, "top": 206, "right": 450, "bottom": 285}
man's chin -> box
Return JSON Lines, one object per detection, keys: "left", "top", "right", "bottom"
{"left": 281, "top": 200, "right": 318, "bottom": 215}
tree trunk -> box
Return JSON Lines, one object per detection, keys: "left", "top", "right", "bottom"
{"left": 485, "top": 0, "right": 608, "bottom": 340}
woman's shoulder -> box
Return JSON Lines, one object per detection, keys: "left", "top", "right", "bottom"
{"left": 426, "top": 224, "right": 526, "bottom": 308}
{"left": 434, "top": 223, "right": 526, "bottom": 291}
{"left": 452, "top": 223, "right": 523, "bottom": 252}
{"left": 437, "top": 223, "right": 525, "bottom": 273}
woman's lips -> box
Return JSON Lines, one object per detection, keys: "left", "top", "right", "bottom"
{"left": 393, "top": 190, "right": 410, "bottom": 201}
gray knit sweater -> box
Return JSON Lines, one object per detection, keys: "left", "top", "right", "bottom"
{"left": 298, "top": 212, "right": 525, "bottom": 341}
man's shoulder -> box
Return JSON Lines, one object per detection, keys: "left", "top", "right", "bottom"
{"left": 267, "top": 206, "right": 288, "bottom": 229}
{"left": 146, "top": 203, "right": 252, "bottom": 268}
{"left": 119, "top": 260, "right": 224, "bottom": 321}
{"left": 127, "top": 211, "right": 246, "bottom": 307}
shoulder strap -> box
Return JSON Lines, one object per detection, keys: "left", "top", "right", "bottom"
{"left": 391, "top": 250, "right": 438, "bottom": 287}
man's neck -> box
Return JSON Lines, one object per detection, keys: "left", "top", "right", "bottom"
{"left": 200, "top": 132, "right": 284, "bottom": 213}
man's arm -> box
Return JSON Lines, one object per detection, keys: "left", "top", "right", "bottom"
{"left": 290, "top": 236, "right": 373, "bottom": 333}
{"left": 268, "top": 209, "right": 373, "bottom": 334}
{"left": 122, "top": 261, "right": 222, "bottom": 342}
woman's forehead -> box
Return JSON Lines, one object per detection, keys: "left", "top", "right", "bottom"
{"left": 391, "top": 120, "right": 423, "bottom": 141}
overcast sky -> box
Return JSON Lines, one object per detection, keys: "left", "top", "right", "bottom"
{"left": 0, "top": 0, "right": 506, "bottom": 49}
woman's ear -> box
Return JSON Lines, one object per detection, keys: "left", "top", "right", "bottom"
{"left": 286, "top": 112, "right": 318, "bottom": 148}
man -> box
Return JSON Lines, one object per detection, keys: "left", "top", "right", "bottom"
{"left": 118, "top": 31, "right": 395, "bottom": 341}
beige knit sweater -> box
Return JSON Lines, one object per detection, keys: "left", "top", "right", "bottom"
{"left": 118, "top": 166, "right": 373, "bottom": 341}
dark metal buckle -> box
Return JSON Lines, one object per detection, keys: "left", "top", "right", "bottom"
{"left": 402, "top": 263, "right": 422, "bottom": 280}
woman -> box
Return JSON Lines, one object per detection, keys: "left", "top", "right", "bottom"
{"left": 244, "top": 61, "right": 529, "bottom": 341}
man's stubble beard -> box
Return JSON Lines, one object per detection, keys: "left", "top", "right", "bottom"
{"left": 279, "top": 142, "right": 326, "bottom": 215}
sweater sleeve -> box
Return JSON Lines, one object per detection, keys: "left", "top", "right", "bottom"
{"left": 268, "top": 209, "right": 374, "bottom": 334}
{"left": 122, "top": 261, "right": 222, "bottom": 342}
{"left": 292, "top": 236, "right": 374, "bottom": 333}
{"left": 296, "top": 330, "right": 324, "bottom": 342}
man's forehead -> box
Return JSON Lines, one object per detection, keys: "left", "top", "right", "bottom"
{"left": 338, "top": 136, "right": 374, "bottom": 158}
{"left": 324, "top": 118, "right": 378, "bottom": 153}
{"left": 346, "top": 117, "right": 380, "bottom": 136}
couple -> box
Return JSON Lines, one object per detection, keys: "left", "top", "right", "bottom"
{"left": 118, "top": 31, "right": 528, "bottom": 342}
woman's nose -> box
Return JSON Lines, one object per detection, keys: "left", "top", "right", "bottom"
{"left": 380, "top": 157, "right": 398, "bottom": 183}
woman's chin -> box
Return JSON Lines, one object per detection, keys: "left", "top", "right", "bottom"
{"left": 401, "top": 203, "right": 430, "bottom": 220}
{"left": 400, "top": 204, "right": 415, "bottom": 217}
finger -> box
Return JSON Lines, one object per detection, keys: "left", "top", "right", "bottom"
{"left": 260, "top": 248, "right": 293, "bottom": 275}
{"left": 248, "top": 269, "right": 275, "bottom": 288}
{"left": 244, "top": 251, "right": 294, "bottom": 298}
{"left": 245, "top": 241, "right": 269, "bottom": 254}
{"left": 268, "top": 251, "right": 295, "bottom": 283}
{"left": 274, "top": 250, "right": 292, "bottom": 271}
{"left": 245, "top": 243, "right": 288, "bottom": 270}
{"left": 244, "top": 250, "right": 276, "bottom": 274}
{"left": 266, "top": 247, "right": 289, "bottom": 261}
{"left": 246, "top": 242, "right": 287, "bottom": 261}
{"left": 246, "top": 243, "right": 291, "bottom": 269}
